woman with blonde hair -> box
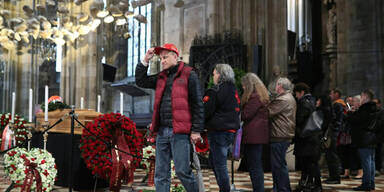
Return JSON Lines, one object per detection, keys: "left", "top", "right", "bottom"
{"left": 240, "top": 73, "right": 270, "bottom": 192}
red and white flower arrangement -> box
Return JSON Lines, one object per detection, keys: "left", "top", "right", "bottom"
{"left": 3, "top": 147, "right": 57, "bottom": 191}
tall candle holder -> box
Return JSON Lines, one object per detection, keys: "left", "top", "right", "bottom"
{"left": 41, "top": 121, "right": 50, "bottom": 150}
{"left": 24, "top": 123, "right": 34, "bottom": 151}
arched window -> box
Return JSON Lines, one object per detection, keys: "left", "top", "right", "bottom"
{"left": 127, "top": 3, "right": 152, "bottom": 77}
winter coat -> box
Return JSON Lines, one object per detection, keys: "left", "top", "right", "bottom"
{"left": 268, "top": 92, "right": 297, "bottom": 142}
{"left": 349, "top": 101, "right": 379, "bottom": 148}
{"left": 293, "top": 94, "right": 321, "bottom": 157}
{"left": 204, "top": 81, "right": 240, "bottom": 132}
{"left": 135, "top": 62, "right": 204, "bottom": 133}
{"left": 241, "top": 92, "right": 269, "bottom": 144}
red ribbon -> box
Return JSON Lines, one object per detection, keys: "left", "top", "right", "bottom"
{"left": 109, "top": 128, "right": 133, "bottom": 192}
{"left": 21, "top": 159, "right": 42, "bottom": 192}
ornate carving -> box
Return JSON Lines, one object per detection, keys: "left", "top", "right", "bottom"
{"left": 326, "top": 4, "right": 337, "bottom": 46}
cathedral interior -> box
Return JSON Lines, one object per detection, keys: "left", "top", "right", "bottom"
{"left": 0, "top": 0, "right": 383, "bottom": 191}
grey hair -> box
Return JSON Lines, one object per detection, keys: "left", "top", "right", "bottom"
{"left": 353, "top": 95, "right": 361, "bottom": 100}
{"left": 276, "top": 77, "right": 293, "bottom": 93}
{"left": 214, "top": 64, "right": 235, "bottom": 84}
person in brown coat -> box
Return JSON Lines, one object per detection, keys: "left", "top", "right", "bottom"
{"left": 268, "top": 77, "right": 296, "bottom": 192}
{"left": 241, "top": 73, "right": 270, "bottom": 192}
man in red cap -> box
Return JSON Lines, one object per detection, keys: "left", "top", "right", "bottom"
{"left": 136, "top": 43, "right": 203, "bottom": 192}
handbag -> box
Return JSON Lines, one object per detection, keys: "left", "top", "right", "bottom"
{"left": 338, "top": 132, "right": 352, "bottom": 145}
{"left": 321, "top": 128, "right": 331, "bottom": 149}
{"left": 301, "top": 111, "right": 323, "bottom": 138}
{"left": 232, "top": 126, "right": 242, "bottom": 160}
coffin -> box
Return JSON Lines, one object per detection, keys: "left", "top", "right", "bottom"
{"left": 36, "top": 109, "right": 101, "bottom": 135}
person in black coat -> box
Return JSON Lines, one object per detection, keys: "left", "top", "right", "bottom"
{"left": 293, "top": 83, "right": 321, "bottom": 192}
{"left": 349, "top": 89, "right": 380, "bottom": 191}
{"left": 203, "top": 64, "right": 240, "bottom": 192}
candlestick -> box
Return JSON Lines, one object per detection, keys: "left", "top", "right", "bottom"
{"left": 80, "top": 97, "right": 84, "bottom": 109}
{"left": 11, "top": 92, "right": 15, "bottom": 123}
{"left": 44, "top": 85, "right": 48, "bottom": 122}
{"left": 120, "top": 92, "right": 123, "bottom": 114}
{"left": 97, "top": 95, "right": 101, "bottom": 113}
{"left": 29, "top": 89, "right": 33, "bottom": 122}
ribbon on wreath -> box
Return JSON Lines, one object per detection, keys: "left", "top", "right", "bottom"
{"left": 21, "top": 159, "right": 42, "bottom": 192}
{"left": 109, "top": 128, "right": 133, "bottom": 192}
{"left": 1, "top": 124, "right": 14, "bottom": 151}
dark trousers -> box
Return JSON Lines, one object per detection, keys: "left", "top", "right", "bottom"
{"left": 300, "top": 155, "right": 321, "bottom": 187}
{"left": 270, "top": 142, "right": 291, "bottom": 192}
{"left": 245, "top": 144, "right": 264, "bottom": 192}
{"left": 325, "top": 137, "right": 341, "bottom": 180}
{"left": 208, "top": 131, "right": 234, "bottom": 192}
{"left": 359, "top": 148, "right": 375, "bottom": 188}
{"left": 338, "top": 144, "right": 361, "bottom": 171}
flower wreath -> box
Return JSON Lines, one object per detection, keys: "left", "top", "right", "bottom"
{"left": 141, "top": 145, "right": 176, "bottom": 178}
{"left": 79, "top": 112, "right": 143, "bottom": 180}
{"left": 3, "top": 147, "right": 57, "bottom": 192}
{"left": 0, "top": 113, "right": 30, "bottom": 146}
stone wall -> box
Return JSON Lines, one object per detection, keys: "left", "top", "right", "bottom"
{"left": 336, "top": 0, "right": 384, "bottom": 98}
{"left": 154, "top": 0, "right": 288, "bottom": 83}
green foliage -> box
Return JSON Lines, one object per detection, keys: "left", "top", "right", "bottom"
{"left": 41, "top": 102, "right": 71, "bottom": 112}
{"left": 233, "top": 68, "right": 246, "bottom": 95}
{"left": 171, "top": 184, "right": 186, "bottom": 192}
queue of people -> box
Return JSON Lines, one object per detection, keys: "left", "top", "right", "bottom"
{"left": 136, "top": 43, "right": 384, "bottom": 192}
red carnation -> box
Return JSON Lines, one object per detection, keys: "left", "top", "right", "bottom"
{"left": 41, "top": 160, "right": 46, "bottom": 164}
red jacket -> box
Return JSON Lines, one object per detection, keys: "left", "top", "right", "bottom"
{"left": 151, "top": 63, "right": 193, "bottom": 134}
{"left": 241, "top": 92, "right": 269, "bottom": 144}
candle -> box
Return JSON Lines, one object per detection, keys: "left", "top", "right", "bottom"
{"left": 120, "top": 92, "right": 123, "bottom": 114}
{"left": 29, "top": 89, "right": 33, "bottom": 122}
{"left": 80, "top": 97, "right": 84, "bottom": 109}
{"left": 44, "top": 85, "right": 48, "bottom": 122}
{"left": 97, "top": 95, "right": 101, "bottom": 113}
{"left": 11, "top": 92, "right": 15, "bottom": 123}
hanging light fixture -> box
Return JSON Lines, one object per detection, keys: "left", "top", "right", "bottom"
{"left": 115, "top": 18, "right": 126, "bottom": 26}
{"left": 124, "top": 11, "right": 134, "bottom": 18}
{"left": 104, "top": 15, "right": 114, "bottom": 23}
{"left": 97, "top": 10, "right": 109, "bottom": 18}
{"left": 90, "top": 18, "right": 101, "bottom": 31}
{"left": 78, "top": 25, "right": 91, "bottom": 35}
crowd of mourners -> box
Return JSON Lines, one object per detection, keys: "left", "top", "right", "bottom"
{"left": 201, "top": 64, "right": 384, "bottom": 192}
{"left": 136, "top": 44, "right": 384, "bottom": 192}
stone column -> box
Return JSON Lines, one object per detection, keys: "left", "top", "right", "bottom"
{"left": 324, "top": 0, "right": 337, "bottom": 89}
{"left": 265, "top": 0, "right": 288, "bottom": 81}
{"left": 60, "top": 2, "right": 101, "bottom": 110}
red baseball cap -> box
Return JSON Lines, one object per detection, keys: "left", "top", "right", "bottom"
{"left": 154, "top": 43, "right": 179, "bottom": 56}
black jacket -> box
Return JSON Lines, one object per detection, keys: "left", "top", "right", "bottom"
{"left": 204, "top": 82, "right": 240, "bottom": 131}
{"left": 294, "top": 94, "right": 320, "bottom": 157}
{"left": 332, "top": 102, "right": 345, "bottom": 133}
{"left": 295, "top": 94, "right": 316, "bottom": 138}
{"left": 135, "top": 62, "right": 204, "bottom": 133}
{"left": 349, "top": 101, "right": 379, "bottom": 148}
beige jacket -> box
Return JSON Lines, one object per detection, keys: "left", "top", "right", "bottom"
{"left": 268, "top": 92, "right": 297, "bottom": 142}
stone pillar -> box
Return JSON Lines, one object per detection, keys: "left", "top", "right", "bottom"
{"left": 323, "top": 0, "right": 338, "bottom": 89}
{"left": 60, "top": 2, "right": 101, "bottom": 110}
{"left": 265, "top": 0, "right": 288, "bottom": 81}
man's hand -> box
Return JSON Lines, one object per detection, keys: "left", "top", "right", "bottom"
{"left": 190, "top": 132, "right": 202, "bottom": 144}
{"left": 143, "top": 48, "right": 155, "bottom": 66}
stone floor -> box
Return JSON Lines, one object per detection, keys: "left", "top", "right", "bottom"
{"left": 1, "top": 165, "right": 384, "bottom": 192}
